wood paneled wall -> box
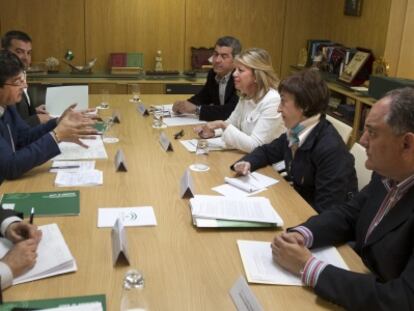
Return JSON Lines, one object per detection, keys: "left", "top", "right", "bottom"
{"left": 0, "top": 0, "right": 398, "bottom": 79}
{"left": 323, "top": 0, "right": 391, "bottom": 59}
{"left": 0, "top": 0, "right": 85, "bottom": 67}
{"left": 185, "top": 0, "right": 286, "bottom": 76}
{"left": 385, "top": 0, "right": 414, "bottom": 79}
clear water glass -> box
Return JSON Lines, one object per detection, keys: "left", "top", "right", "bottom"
{"left": 120, "top": 269, "right": 149, "bottom": 311}
{"left": 192, "top": 139, "right": 209, "bottom": 171}
{"left": 152, "top": 110, "right": 164, "bottom": 129}
{"left": 99, "top": 89, "right": 109, "bottom": 109}
{"left": 131, "top": 84, "right": 141, "bottom": 102}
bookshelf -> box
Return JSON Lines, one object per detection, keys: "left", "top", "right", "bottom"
{"left": 290, "top": 66, "right": 376, "bottom": 147}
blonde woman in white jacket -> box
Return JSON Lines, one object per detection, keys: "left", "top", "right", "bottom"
{"left": 194, "top": 48, "right": 285, "bottom": 153}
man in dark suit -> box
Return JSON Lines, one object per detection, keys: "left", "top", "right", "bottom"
{"left": 0, "top": 51, "right": 97, "bottom": 184}
{"left": 1, "top": 30, "right": 51, "bottom": 126}
{"left": 0, "top": 207, "right": 41, "bottom": 291}
{"left": 271, "top": 87, "right": 414, "bottom": 310}
{"left": 172, "top": 36, "right": 241, "bottom": 121}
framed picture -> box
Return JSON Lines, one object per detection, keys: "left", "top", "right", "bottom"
{"left": 344, "top": 0, "right": 362, "bottom": 16}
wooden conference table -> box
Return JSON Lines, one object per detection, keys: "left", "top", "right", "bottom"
{"left": 2, "top": 95, "right": 367, "bottom": 310}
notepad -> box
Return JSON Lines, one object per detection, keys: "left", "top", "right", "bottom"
{"left": 0, "top": 190, "right": 80, "bottom": 216}
{"left": 190, "top": 195, "right": 283, "bottom": 227}
{"left": 212, "top": 172, "right": 279, "bottom": 197}
{"left": 0, "top": 223, "right": 77, "bottom": 285}
{"left": 53, "top": 136, "right": 108, "bottom": 161}
{"left": 237, "top": 240, "right": 348, "bottom": 286}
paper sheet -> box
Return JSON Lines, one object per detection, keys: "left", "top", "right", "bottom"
{"left": 39, "top": 302, "right": 103, "bottom": 311}
{"left": 98, "top": 206, "right": 157, "bottom": 228}
{"left": 50, "top": 161, "right": 95, "bottom": 173}
{"left": 213, "top": 172, "right": 278, "bottom": 196}
{"left": 55, "top": 170, "right": 103, "bottom": 187}
{"left": 152, "top": 104, "right": 206, "bottom": 127}
{"left": 237, "top": 240, "right": 349, "bottom": 286}
{"left": 190, "top": 195, "right": 283, "bottom": 225}
{"left": 0, "top": 224, "right": 77, "bottom": 285}
{"left": 53, "top": 136, "right": 108, "bottom": 161}
{"left": 180, "top": 137, "right": 227, "bottom": 152}
{"left": 46, "top": 85, "right": 88, "bottom": 117}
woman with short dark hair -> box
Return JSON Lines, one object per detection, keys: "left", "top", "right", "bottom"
{"left": 233, "top": 69, "right": 358, "bottom": 213}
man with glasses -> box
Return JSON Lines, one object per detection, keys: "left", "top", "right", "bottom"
{"left": 0, "top": 50, "right": 97, "bottom": 184}
{"left": 1, "top": 30, "right": 51, "bottom": 126}
{"left": 172, "top": 36, "right": 241, "bottom": 121}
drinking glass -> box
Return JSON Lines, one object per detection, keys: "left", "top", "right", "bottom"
{"left": 99, "top": 89, "right": 110, "bottom": 109}
{"left": 152, "top": 109, "right": 165, "bottom": 129}
{"left": 131, "top": 84, "right": 141, "bottom": 103}
{"left": 190, "top": 139, "right": 210, "bottom": 171}
{"left": 102, "top": 117, "right": 119, "bottom": 143}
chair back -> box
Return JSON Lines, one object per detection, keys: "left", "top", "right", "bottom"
{"left": 326, "top": 115, "right": 353, "bottom": 144}
{"left": 350, "top": 143, "right": 372, "bottom": 190}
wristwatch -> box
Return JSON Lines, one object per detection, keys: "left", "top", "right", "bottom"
{"left": 195, "top": 105, "right": 201, "bottom": 116}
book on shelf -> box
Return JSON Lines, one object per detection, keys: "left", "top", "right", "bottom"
{"left": 189, "top": 195, "right": 283, "bottom": 228}
{"left": 0, "top": 190, "right": 80, "bottom": 217}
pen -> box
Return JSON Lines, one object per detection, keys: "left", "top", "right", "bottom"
{"left": 29, "top": 207, "right": 35, "bottom": 225}
{"left": 50, "top": 165, "right": 80, "bottom": 170}
{"left": 174, "top": 129, "right": 184, "bottom": 139}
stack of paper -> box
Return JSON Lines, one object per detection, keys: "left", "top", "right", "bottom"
{"left": 212, "top": 172, "right": 279, "bottom": 197}
{"left": 151, "top": 104, "right": 206, "bottom": 126}
{"left": 55, "top": 169, "right": 103, "bottom": 187}
{"left": 180, "top": 137, "right": 227, "bottom": 152}
{"left": 237, "top": 240, "right": 349, "bottom": 285}
{"left": 189, "top": 195, "right": 283, "bottom": 228}
{"left": 0, "top": 223, "right": 77, "bottom": 285}
{"left": 53, "top": 136, "right": 108, "bottom": 161}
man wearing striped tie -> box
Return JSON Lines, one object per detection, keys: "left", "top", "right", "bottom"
{"left": 271, "top": 87, "right": 414, "bottom": 310}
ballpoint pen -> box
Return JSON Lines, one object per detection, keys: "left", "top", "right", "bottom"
{"left": 29, "top": 207, "right": 35, "bottom": 225}
{"left": 50, "top": 165, "right": 80, "bottom": 170}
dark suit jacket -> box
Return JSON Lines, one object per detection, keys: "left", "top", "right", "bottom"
{"left": 235, "top": 118, "right": 357, "bottom": 213}
{"left": 15, "top": 92, "right": 40, "bottom": 127}
{"left": 0, "top": 208, "right": 22, "bottom": 238}
{"left": 301, "top": 173, "right": 414, "bottom": 310}
{"left": 188, "top": 69, "right": 239, "bottom": 121}
{"left": 0, "top": 106, "right": 59, "bottom": 183}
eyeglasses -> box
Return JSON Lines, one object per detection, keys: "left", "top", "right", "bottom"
{"left": 4, "top": 72, "right": 27, "bottom": 87}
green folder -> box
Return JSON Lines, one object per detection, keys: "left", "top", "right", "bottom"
{"left": 94, "top": 121, "right": 106, "bottom": 134}
{"left": 2, "top": 294, "right": 106, "bottom": 310}
{"left": 1, "top": 191, "right": 80, "bottom": 217}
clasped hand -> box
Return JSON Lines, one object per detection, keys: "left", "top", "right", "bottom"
{"left": 194, "top": 120, "right": 227, "bottom": 139}
{"left": 271, "top": 231, "right": 312, "bottom": 276}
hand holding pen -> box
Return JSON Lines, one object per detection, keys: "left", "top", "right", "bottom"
{"left": 5, "top": 208, "right": 42, "bottom": 243}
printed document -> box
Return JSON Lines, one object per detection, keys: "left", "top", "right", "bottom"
{"left": 46, "top": 85, "right": 88, "bottom": 117}
{"left": 190, "top": 195, "right": 283, "bottom": 226}
{"left": 50, "top": 160, "right": 95, "bottom": 173}
{"left": 0, "top": 223, "right": 77, "bottom": 285}
{"left": 39, "top": 302, "right": 103, "bottom": 311}
{"left": 237, "top": 240, "right": 349, "bottom": 286}
{"left": 55, "top": 169, "right": 103, "bottom": 187}
{"left": 53, "top": 136, "right": 108, "bottom": 161}
{"left": 213, "top": 172, "right": 278, "bottom": 197}
{"left": 152, "top": 104, "right": 206, "bottom": 126}
{"left": 180, "top": 137, "right": 227, "bottom": 152}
